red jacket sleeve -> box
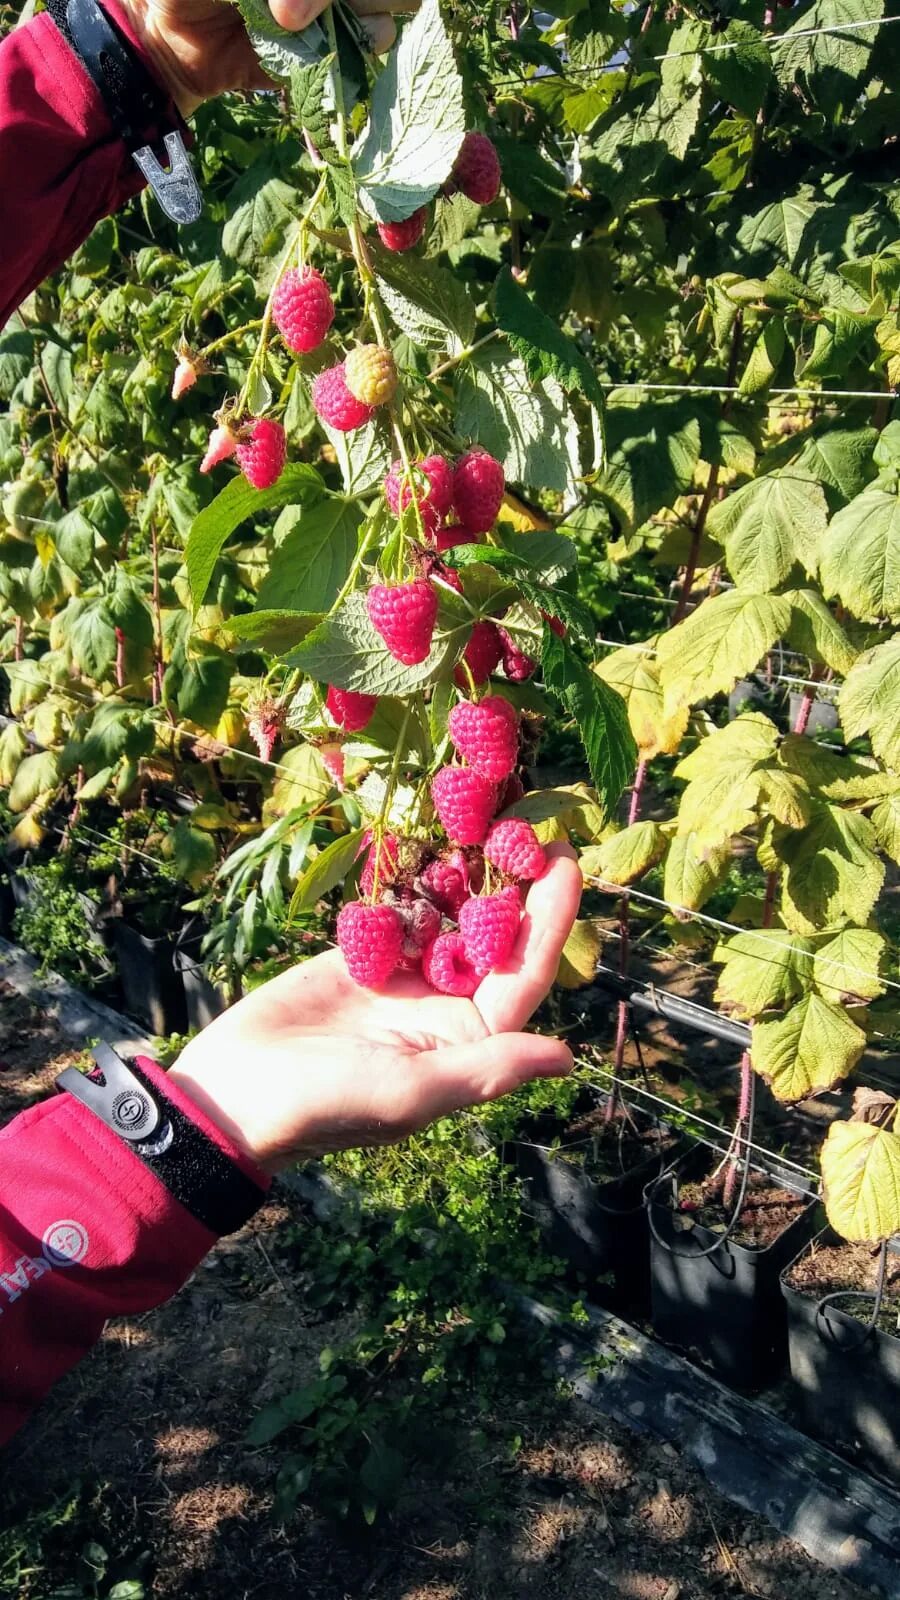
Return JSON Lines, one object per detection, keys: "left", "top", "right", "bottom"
{"left": 0, "top": 1056, "right": 269, "bottom": 1444}
{"left": 0, "top": 3, "right": 183, "bottom": 328}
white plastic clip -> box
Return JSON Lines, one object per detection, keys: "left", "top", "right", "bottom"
{"left": 133, "top": 130, "right": 202, "bottom": 225}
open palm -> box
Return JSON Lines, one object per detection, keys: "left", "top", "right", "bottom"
{"left": 170, "top": 844, "right": 583, "bottom": 1172}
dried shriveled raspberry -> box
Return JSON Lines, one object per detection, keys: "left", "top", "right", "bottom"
{"left": 337, "top": 901, "right": 403, "bottom": 986}
{"left": 499, "top": 627, "right": 537, "bottom": 682}
{"left": 200, "top": 424, "right": 237, "bottom": 474}
{"left": 377, "top": 208, "right": 428, "bottom": 252}
{"left": 451, "top": 131, "right": 502, "bottom": 206}
{"left": 344, "top": 344, "right": 398, "bottom": 408}
{"left": 422, "top": 931, "right": 480, "bottom": 997}
{"left": 459, "top": 886, "right": 522, "bottom": 975}
{"left": 419, "top": 857, "right": 468, "bottom": 917}
{"left": 272, "top": 266, "right": 335, "bottom": 354}
{"left": 312, "top": 363, "right": 376, "bottom": 432}
{"left": 235, "top": 418, "right": 286, "bottom": 490}
{"left": 484, "top": 817, "right": 546, "bottom": 880}
{"left": 497, "top": 772, "right": 525, "bottom": 811}
{"left": 326, "top": 685, "right": 378, "bottom": 733}
{"left": 367, "top": 580, "right": 438, "bottom": 665}
{"left": 359, "top": 832, "right": 401, "bottom": 899}
{"left": 392, "top": 892, "right": 442, "bottom": 967}
{"left": 453, "top": 447, "right": 505, "bottom": 534}
{"left": 431, "top": 766, "right": 497, "bottom": 846}
{"left": 449, "top": 695, "right": 519, "bottom": 783}
{"left": 455, "top": 620, "right": 504, "bottom": 688}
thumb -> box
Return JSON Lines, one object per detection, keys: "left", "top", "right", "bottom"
{"left": 417, "top": 1031, "right": 573, "bottom": 1123}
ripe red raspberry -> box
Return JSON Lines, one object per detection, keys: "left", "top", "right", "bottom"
{"left": 312, "top": 363, "right": 375, "bottom": 431}
{"left": 377, "top": 207, "right": 427, "bottom": 252}
{"left": 541, "top": 609, "right": 567, "bottom": 638}
{"left": 449, "top": 695, "right": 519, "bottom": 783}
{"left": 367, "top": 580, "right": 438, "bottom": 665}
{"left": 392, "top": 892, "right": 442, "bottom": 967}
{"left": 272, "top": 266, "right": 335, "bottom": 354}
{"left": 200, "top": 423, "right": 237, "bottom": 474}
{"left": 419, "top": 856, "right": 468, "bottom": 917}
{"left": 451, "top": 131, "right": 502, "bottom": 206}
{"left": 384, "top": 455, "right": 452, "bottom": 538}
{"left": 326, "top": 685, "right": 378, "bottom": 733}
{"left": 337, "top": 901, "right": 403, "bottom": 986}
{"left": 235, "top": 418, "right": 286, "bottom": 490}
{"left": 319, "top": 742, "right": 345, "bottom": 789}
{"left": 459, "top": 886, "right": 522, "bottom": 975}
{"left": 484, "top": 817, "right": 547, "bottom": 880}
{"left": 499, "top": 627, "right": 537, "bottom": 681}
{"left": 453, "top": 447, "right": 505, "bottom": 533}
{"left": 422, "top": 931, "right": 480, "bottom": 998}
{"left": 431, "top": 766, "right": 497, "bottom": 846}
{"left": 345, "top": 344, "right": 398, "bottom": 408}
{"left": 455, "top": 620, "right": 504, "bottom": 687}
{"left": 435, "top": 524, "right": 477, "bottom": 553}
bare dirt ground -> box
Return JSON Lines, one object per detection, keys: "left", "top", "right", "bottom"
{"left": 0, "top": 987, "right": 880, "bottom": 1600}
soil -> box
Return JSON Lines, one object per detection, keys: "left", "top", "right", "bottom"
{"left": 672, "top": 1167, "right": 812, "bottom": 1251}
{"left": 784, "top": 1235, "right": 900, "bottom": 1339}
{"left": 555, "top": 1099, "right": 677, "bottom": 1184}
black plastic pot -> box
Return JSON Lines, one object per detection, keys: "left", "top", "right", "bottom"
{"left": 508, "top": 1093, "right": 682, "bottom": 1312}
{"left": 781, "top": 1228, "right": 900, "bottom": 1487}
{"left": 173, "top": 937, "right": 230, "bottom": 1030}
{"left": 111, "top": 919, "right": 187, "bottom": 1036}
{"left": 646, "top": 1149, "right": 822, "bottom": 1390}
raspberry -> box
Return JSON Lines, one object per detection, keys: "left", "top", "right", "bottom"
{"left": 326, "top": 685, "right": 378, "bottom": 733}
{"left": 499, "top": 627, "right": 537, "bottom": 682}
{"left": 247, "top": 698, "right": 281, "bottom": 762}
{"left": 367, "top": 580, "right": 438, "bottom": 665}
{"left": 200, "top": 424, "right": 237, "bottom": 474}
{"left": 384, "top": 455, "right": 452, "bottom": 539}
{"left": 422, "top": 932, "right": 480, "bottom": 998}
{"left": 449, "top": 695, "right": 519, "bottom": 782}
{"left": 419, "top": 856, "right": 468, "bottom": 917}
{"left": 391, "top": 892, "right": 442, "bottom": 966}
{"left": 319, "top": 742, "right": 345, "bottom": 789}
{"left": 172, "top": 355, "right": 197, "bottom": 400}
{"left": 455, "top": 620, "right": 503, "bottom": 688}
{"left": 453, "top": 447, "right": 505, "bottom": 534}
{"left": 451, "top": 131, "right": 502, "bottom": 206}
{"left": 435, "top": 524, "right": 477, "bottom": 553}
{"left": 459, "top": 887, "right": 522, "bottom": 975}
{"left": 344, "top": 344, "right": 398, "bottom": 408}
{"left": 377, "top": 207, "right": 427, "bottom": 251}
{"left": 337, "top": 901, "right": 403, "bottom": 986}
{"left": 497, "top": 772, "right": 525, "bottom": 811}
{"left": 235, "top": 418, "right": 286, "bottom": 490}
{"left": 541, "top": 609, "right": 567, "bottom": 638}
{"left": 484, "top": 817, "right": 547, "bottom": 880}
{"left": 272, "top": 266, "right": 335, "bottom": 354}
{"left": 312, "top": 363, "right": 375, "bottom": 431}
{"left": 431, "top": 766, "right": 497, "bottom": 846}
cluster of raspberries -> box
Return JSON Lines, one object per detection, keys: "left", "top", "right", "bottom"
{"left": 336, "top": 696, "right": 546, "bottom": 995}
{"left": 375, "top": 131, "right": 502, "bottom": 253}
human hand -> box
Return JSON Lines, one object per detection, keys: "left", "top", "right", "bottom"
{"left": 126, "top": 0, "right": 420, "bottom": 116}
{"left": 169, "top": 843, "right": 582, "bottom": 1173}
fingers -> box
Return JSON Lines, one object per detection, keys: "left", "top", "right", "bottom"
{"left": 475, "top": 842, "right": 583, "bottom": 1036}
{"left": 268, "top": 0, "right": 418, "bottom": 50}
{"left": 268, "top": 0, "right": 329, "bottom": 29}
{"left": 412, "top": 1030, "right": 574, "bottom": 1125}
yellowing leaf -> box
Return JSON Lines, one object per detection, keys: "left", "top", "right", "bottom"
{"left": 872, "top": 793, "right": 900, "bottom": 863}
{"left": 9, "top": 808, "right": 46, "bottom": 850}
{"left": 593, "top": 645, "right": 688, "bottom": 759}
{"left": 819, "top": 480, "right": 900, "bottom": 623}
{"left": 0, "top": 722, "right": 29, "bottom": 786}
{"left": 657, "top": 590, "right": 793, "bottom": 714}
{"left": 7, "top": 750, "right": 60, "bottom": 813}
{"left": 706, "top": 470, "right": 828, "bottom": 590}
{"left": 778, "top": 735, "right": 897, "bottom": 801}
{"left": 755, "top": 768, "right": 812, "bottom": 830}
{"left": 783, "top": 588, "right": 858, "bottom": 676}
{"left": 663, "top": 832, "right": 731, "bottom": 917}
{"left": 556, "top": 918, "right": 603, "bottom": 988}
{"left": 811, "top": 926, "right": 886, "bottom": 1003}
{"left": 267, "top": 745, "right": 331, "bottom": 816}
{"left": 779, "top": 802, "right": 885, "bottom": 935}
{"left": 752, "top": 993, "right": 865, "bottom": 1103}
{"left": 674, "top": 711, "right": 779, "bottom": 780}
{"left": 714, "top": 928, "right": 815, "bottom": 1018}
{"left": 822, "top": 1121, "right": 900, "bottom": 1243}
{"left": 675, "top": 715, "right": 780, "bottom": 848}
{"left": 840, "top": 637, "right": 900, "bottom": 773}
{"left": 582, "top": 820, "right": 668, "bottom": 886}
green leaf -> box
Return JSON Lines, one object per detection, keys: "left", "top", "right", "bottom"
{"left": 371, "top": 243, "right": 476, "bottom": 351}
{"left": 840, "top": 637, "right": 900, "bottom": 771}
{"left": 353, "top": 0, "right": 465, "bottom": 222}
{"left": 456, "top": 349, "right": 579, "bottom": 494}
{"left": 228, "top": 0, "right": 328, "bottom": 80}
{"left": 68, "top": 597, "right": 117, "bottom": 680}
{"left": 775, "top": 0, "right": 884, "bottom": 117}
{"left": 812, "top": 926, "right": 887, "bottom": 1003}
{"left": 752, "top": 993, "right": 866, "bottom": 1104}
{"left": 663, "top": 833, "right": 731, "bottom": 916}
{"left": 258, "top": 498, "right": 362, "bottom": 614}
{"left": 819, "top": 480, "right": 900, "bottom": 622}
{"left": 164, "top": 650, "right": 233, "bottom": 730}
{"left": 738, "top": 318, "right": 785, "bottom": 397}
{"left": 288, "top": 589, "right": 469, "bottom": 696}
{"left": 790, "top": 424, "right": 877, "bottom": 502}
{"left": 495, "top": 269, "right": 605, "bottom": 412}
{"left": 714, "top": 928, "right": 815, "bottom": 1018}
{"left": 656, "top": 591, "right": 793, "bottom": 714}
{"left": 780, "top": 801, "right": 885, "bottom": 935}
{"left": 540, "top": 625, "right": 636, "bottom": 820}
{"left": 706, "top": 471, "right": 828, "bottom": 590}
{"left": 783, "top": 588, "right": 858, "bottom": 674}
{"left": 221, "top": 158, "right": 299, "bottom": 266}
{"left": 703, "top": 19, "right": 774, "bottom": 120}
{"left": 582, "top": 820, "right": 667, "bottom": 886}
{"left": 227, "top": 610, "right": 323, "bottom": 654}
{"left": 822, "top": 1120, "right": 900, "bottom": 1243}
{"left": 736, "top": 189, "right": 818, "bottom": 273}
{"left": 291, "top": 828, "right": 365, "bottom": 914}
{"left": 491, "top": 133, "right": 568, "bottom": 216}
{"left": 599, "top": 397, "right": 701, "bottom": 533}
{"left": 165, "top": 821, "right": 217, "bottom": 888}
{"left": 185, "top": 464, "right": 324, "bottom": 611}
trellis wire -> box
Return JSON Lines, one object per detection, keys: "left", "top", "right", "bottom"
{"left": 591, "top": 633, "right": 839, "bottom": 694}
{"left": 599, "top": 381, "right": 889, "bottom": 400}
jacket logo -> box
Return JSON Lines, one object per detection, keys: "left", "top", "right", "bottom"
{"left": 0, "top": 1220, "right": 89, "bottom": 1311}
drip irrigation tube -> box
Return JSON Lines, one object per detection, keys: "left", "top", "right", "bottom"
{"left": 585, "top": 966, "right": 752, "bottom": 1049}
{"left": 814, "top": 1239, "right": 891, "bottom": 1355}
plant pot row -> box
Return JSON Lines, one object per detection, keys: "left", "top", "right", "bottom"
{"left": 508, "top": 1089, "right": 900, "bottom": 1489}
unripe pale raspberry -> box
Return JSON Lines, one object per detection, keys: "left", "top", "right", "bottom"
{"left": 359, "top": 832, "right": 401, "bottom": 899}
{"left": 235, "top": 418, "right": 286, "bottom": 490}
{"left": 455, "top": 620, "right": 503, "bottom": 687}
{"left": 337, "top": 901, "right": 403, "bottom": 986}
{"left": 453, "top": 447, "right": 505, "bottom": 533}
{"left": 367, "top": 580, "right": 438, "bottom": 665}
{"left": 449, "top": 695, "right": 519, "bottom": 783}
{"left": 344, "top": 344, "right": 398, "bottom": 408}
{"left": 459, "top": 886, "right": 522, "bottom": 975}
{"left": 422, "top": 931, "right": 480, "bottom": 997}
{"left": 319, "top": 742, "right": 345, "bottom": 789}
{"left": 326, "top": 685, "right": 378, "bottom": 733}
{"left": 172, "top": 356, "right": 198, "bottom": 400}
{"left": 200, "top": 423, "right": 237, "bottom": 474}
{"left": 272, "top": 266, "right": 335, "bottom": 354}
{"left": 451, "top": 131, "right": 502, "bottom": 206}
{"left": 377, "top": 207, "right": 427, "bottom": 252}
{"left": 435, "top": 524, "right": 477, "bottom": 553}
{"left": 499, "top": 627, "right": 537, "bottom": 682}
{"left": 247, "top": 698, "right": 282, "bottom": 762}
{"left": 484, "top": 817, "right": 547, "bottom": 880}
{"left": 312, "top": 363, "right": 375, "bottom": 431}
{"left": 419, "top": 856, "right": 468, "bottom": 917}
{"left": 431, "top": 765, "right": 497, "bottom": 846}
